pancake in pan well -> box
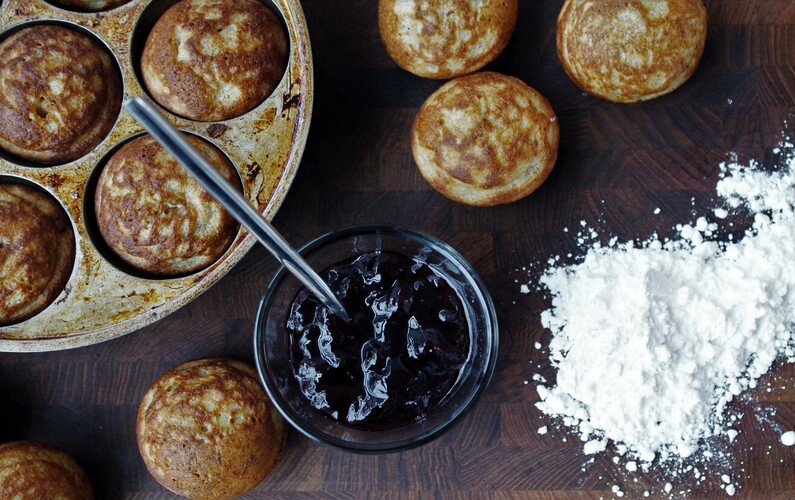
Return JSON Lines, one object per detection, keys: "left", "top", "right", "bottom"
{"left": 0, "top": 441, "right": 93, "bottom": 499}
{"left": 378, "top": 0, "right": 518, "bottom": 79}
{"left": 557, "top": 0, "right": 708, "bottom": 103}
{"left": 137, "top": 358, "right": 286, "bottom": 499}
{"left": 0, "top": 183, "right": 75, "bottom": 326}
{"left": 0, "top": 25, "right": 121, "bottom": 164}
{"left": 55, "top": 0, "right": 131, "bottom": 12}
{"left": 141, "top": 0, "right": 289, "bottom": 121}
{"left": 412, "top": 71, "right": 559, "bottom": 206}
{"left": 94, "top": 134, "right": 241, "bottom": 276}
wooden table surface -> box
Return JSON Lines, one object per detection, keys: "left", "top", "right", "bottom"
{"left": 2, "top": 0, "right": 795, "bottom": 497}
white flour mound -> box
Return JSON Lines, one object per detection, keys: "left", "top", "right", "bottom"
{"left": 534, "top": 144, "right": 795, "bottom": 466}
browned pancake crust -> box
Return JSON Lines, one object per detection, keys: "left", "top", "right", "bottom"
{"left": 141, "top": 0, "right": 289, "bottom": 121}
{"left": 557, "top": 0, "right": 708, "bottom": 103}
{"left": 0, "top": 184, "right": 75, "bottom": 326}
{"left": 137, "top": 358, "right": 287, "bottom": 499}
{"left": 0, "top": 441, "right": 93, "bottom": 499}
{"left": 378, "top": 0, "right": 518, "bottom": 79}
{"left": 95, "top": 134, "right": 240, "bottom": 276}
{"left": 56, "top": 0, "right": 131, "bottom": 11}
{"left": 0, "top": 25, "right": 121, "bottom": 164}
{"left": 412, "top": 71, "right": 559, "bottom": 206}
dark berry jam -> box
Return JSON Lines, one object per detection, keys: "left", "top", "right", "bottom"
{"left": 286, "top": 251, "right": 471, "bottom": 430}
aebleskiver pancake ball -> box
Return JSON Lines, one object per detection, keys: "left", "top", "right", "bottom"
{"left": 94, "top": 134, "right": 240, "bottom": 276}
{"left": 412, "top": 71, "right": 559, "bottom": 206}
{"left": 0, "top": 184, "right": 75, "bottom": 326}
{"left": 141, "top": 0, "right": 288, "bottom": 121}
{"left": 557, "top": 0, "right": 708, "bottom": 103}
{"left": 0, "top": 25, "right": 121, "bottom": 164}
{"left": 137, "top": 358, "right": 286, "bottom": 499}
{"left": 378, "top": 0, "right": 518, "bottom": 79}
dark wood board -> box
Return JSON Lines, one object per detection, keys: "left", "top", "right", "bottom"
{"left": 2, "top": 0, "right": 795, "bottom": 497}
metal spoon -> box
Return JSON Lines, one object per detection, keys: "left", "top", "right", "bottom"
{"left": 124, "top": 96, "right": 350, "bottom": 322}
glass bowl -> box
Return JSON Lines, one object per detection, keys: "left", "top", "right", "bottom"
{"left": 253, "top": 224, "right": 498, "bottom": 453}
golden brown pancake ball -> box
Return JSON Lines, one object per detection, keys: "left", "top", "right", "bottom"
{"left": 557, "top": 0, "right": 708, "bottom": 103}
{"left": 0, "top": 25, "right": 121, "bottom": 164}
{"left": 137, "top": 358, "right": 287, "bottom": 499}
{"left": 141, "top": 0, "right": 289, "bottom": 121}
{"left": 0, "top": 184, "right": 75, "bottom": 326}
{"left": 55, "top": 0, "right": 131, "bottom": 11}
{"left": 0, "top": 441, "right": 93, "bottom": 499}
{"left": 378, "top": 0, "right": 518, "bottom": 79}
{"left": 412, "top": 71, "right": 559, "bottom": 206}
{"left": 94, "top": 134, "right": 241, "bottom": 276}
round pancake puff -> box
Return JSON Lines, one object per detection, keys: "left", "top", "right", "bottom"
{"left": 0, "top": 183, "right": 75, "bottom": 326}
{"left": 378, "top": 0, "right": 518, "bottom": 79}
{"left": 137, "top": 358, "right": 287, "bottom": 499}
{"left": 52, "top": 0, "right": 131, "bottom": 12}
{"left": 0, "top": 24, "right": 122, "bottom": 165}
{"left": 0, "top": 441, "right": 93, "bottom": 499}
{"left": 141, "top": 0, "right": 289, "bottom": 122}
{"left": 557, "top": 0, "right": 708, "bottom": 103}
{"left": 94, "top": 134, "right": 241, "bottom": 277}
{"left": 412, "top": 72, "right": 559, "bottom": 206}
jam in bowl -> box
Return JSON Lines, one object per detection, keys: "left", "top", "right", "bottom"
{"left": 253, "top": 225, "right": 498, "bottom": 453}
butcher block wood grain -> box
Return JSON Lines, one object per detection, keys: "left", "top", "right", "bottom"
{"left": 1, "top": 0, "right": 795, "bottom": 497}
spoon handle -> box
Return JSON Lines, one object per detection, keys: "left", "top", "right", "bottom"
{"left": 124, "top": 96, "right": 350, "bottom": 321}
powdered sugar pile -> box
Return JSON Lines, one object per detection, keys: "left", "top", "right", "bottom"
{"left": 527, "top": 140, "right": 795, "bottom": 491}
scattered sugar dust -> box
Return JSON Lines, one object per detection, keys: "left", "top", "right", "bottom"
{"left": 520, "top": 136, "right": 795, "bottom": 497}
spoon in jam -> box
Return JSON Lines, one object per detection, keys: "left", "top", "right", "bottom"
{"left": 124, "top": 96, "right": 351, "bottom": 322}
